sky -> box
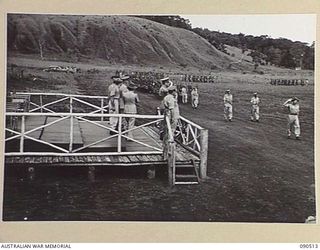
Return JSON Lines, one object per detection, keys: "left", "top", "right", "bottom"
{"left": 181, "top": 15, "right": 316, "bottom": 45}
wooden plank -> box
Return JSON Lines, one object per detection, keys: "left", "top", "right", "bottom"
{"left": 41, "top": 117, "right": 83, "bottom": 144}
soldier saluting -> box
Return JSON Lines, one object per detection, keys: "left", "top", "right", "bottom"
{"left": 283, "top": 97, "right": 301, "bottom": 140}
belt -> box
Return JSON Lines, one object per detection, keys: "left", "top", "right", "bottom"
{"left": 289, "top": 113, "right": 298, "bottom": 115}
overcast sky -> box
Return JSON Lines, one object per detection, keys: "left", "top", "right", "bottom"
{"left": 181, "top": 14, "right": 316, "bottom": 45}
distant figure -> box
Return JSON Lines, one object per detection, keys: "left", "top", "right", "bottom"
{"left": 108, "top": 76, "right": 122, "bottom": 133}
{"left": 250, "top": 92, "right": 260, "bottom": 122}
{"left": 283, "top": 97, "right": 300, "bottom": 140}
{"left": 223, "top": 89, "right": 233, "bottom": 122}
{"left": 123, "top": 83, "right": 140, "bottom": 139}
{"left": 163, "top": 85, "right": 180, "bottom": 159}
{"left": 191, "top": 87, "right": 199, "bottom": 109}
{"left": 181, "top": 86, "right": 188, "bottom": 103}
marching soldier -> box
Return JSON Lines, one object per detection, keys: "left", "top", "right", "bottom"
{"left": 191, "top": 87, "right": 199, "bottom": 109}
{"left": 283, "top": 97, "right": 300, "bottom": 140}
{"left": 108, "top": 76, "right": 122, "bottom": 133}
{"left": 223, "top": 89, "right": 233, "bottom": 121}
{"left": 163, "top": 85, "right": 180, "bottom": 159}
{"left": 250, "top": 92, "right": 260, "bottom": 122}
{"left": 181, "top": 85, "right": 188, "bottom": 104}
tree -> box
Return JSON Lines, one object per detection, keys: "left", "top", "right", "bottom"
{"left": 280, "top": 50, "right": 296, "bottom": 68}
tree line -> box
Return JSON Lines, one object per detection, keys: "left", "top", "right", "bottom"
{"left": 136, "top": 15, "right": 314, "bottom": 70}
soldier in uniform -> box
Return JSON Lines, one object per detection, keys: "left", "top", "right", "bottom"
{"left": 191, "top": 87, "right": 199, "bottom": 109}
{"left": 119, "top": 75, "right": 130, "bottom": 129}
{"left": 250, "top": 92, "right": 260, "bottom": 122}
{"left": 122, "top": 83, "right": 140, "bottom": 139}
{"left": 223, "top": 89, "right": 233, "bottom": 121}
{"left": 158, "top": 77, "right": 172, "bottom": 98}
{"left": 162, "top": 85, "right": 180, "bottom": 159}
{"left": 181, "top": 85, "right": 188, "bottom": 104}
{"left": 283, "top": 97, "right": 300, "bottom": 140}
{"left": 108, "top": 76, "right": 122, "bottom": 133}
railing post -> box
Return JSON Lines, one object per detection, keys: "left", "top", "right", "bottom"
{"left": 69, "top": 97, "right": 73, "bottom": 152}
{"left": 40, "top": 95, "right": 43, "bottom": 113}
{"left": 20, "top": 115, "right": 25, "bottom": 153}
{"left": 100, "top": 98, "right": 104, "bottom": 121}
{"left": 199, "top": 129, "right": 208, "bottom": 179}
{"left": 168, "top": 141, "right": 176, "bottom": 187}
{"left": 117, "top": 116, "right": 122, "bottom": 152}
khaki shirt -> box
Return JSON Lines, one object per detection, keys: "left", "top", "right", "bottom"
{"left": 163, "top": 93, "right": 180, "bottom": 119}
{"left": 224, "top": 94, "right": 233, "bottom": 105}
{"left": 251, "top": 97, "right": 260, "bottom": 106}
{"left": 123, "top": 91, "right": 139, "bottom": 114}
{"left": 119, "top": 83, "right": 128, "bottom": 95}
{"left": 191, "top": 90, "right": 199, "bottom": 99}
{"left": 285, "top": 103, "right": 299, "bottom": 115}
{"left": 181, "top": 87, "right": 187, "bottom": 95}
{"left": 159, "top": 85, "right": 168, "bottom": 97}
{"left": 108, "top": 83, "right": 120, "bottom": 98}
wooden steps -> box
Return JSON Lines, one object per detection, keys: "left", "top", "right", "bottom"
{"left": 174, "top": 160, "right": 200, "bottom": 185}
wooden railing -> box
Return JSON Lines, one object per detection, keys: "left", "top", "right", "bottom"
{"left": 5, "top": 113, "right": 163, "bottom": 156}
{"left": 6, "top": 93, "right": 208, "bottom": 183}
{"left": 16, "top": 92, "right": 109, "bottom": 120}
{"left": 165, "top": 115, "right": 176, "bottom": 187}
{"left": 175, "top": 116, "right": 208, "bottom": 179}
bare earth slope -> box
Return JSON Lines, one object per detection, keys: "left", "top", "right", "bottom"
{"left": 8, "top": 14, "right": 242, "bottom": 70}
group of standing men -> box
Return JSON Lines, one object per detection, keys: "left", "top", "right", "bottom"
{"left": 223, "top": 89, "right": 301, "bottom": 139}
{"left": 179, "top": 85, "right": 199, "bottom": 109}
{"left": 108, "top": 74, "right": 140, "bottom": 139}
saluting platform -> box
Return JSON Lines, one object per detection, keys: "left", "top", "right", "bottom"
{"left": 5, "top": 92, "right": 208, "bottom": 185}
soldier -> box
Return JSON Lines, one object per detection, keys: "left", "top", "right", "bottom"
{"left": 122, "top": 83, "right": 139, "bottom": 139}
{"left": 223, "top": 89, "right": 233, "bottom": 121}
{"left": 250, "top": 92, "right": 260, "bottom": 122}
{"left": 191, "top": 87, "right": 199, "bottom": 109}
{"left": 108, "top": 76, "right": 122, "bottom": 133}
{"left": 163, "top": 85, "right": 180, "bottom": 159}
{"left": 283, "top": 97, "right": 300, "bottom": 140}
{"left": 119, "top": 75, "right": 130, "bottom": 129}
{"left": 158, "top": 77, "right": 172, "bottom": 98}
{"left": 119, "top": 75, "right": 129, "bottom": 111}
{"left": 181, "top": 85, "right": 188, "bottom": 104}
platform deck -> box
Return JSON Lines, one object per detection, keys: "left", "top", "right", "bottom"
{"left": 5, "top": 116, "right": 200, "bottom": 166}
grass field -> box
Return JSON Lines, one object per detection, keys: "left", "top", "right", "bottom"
{"left": 5, "top": 56, "right": 315, "bottom": 222}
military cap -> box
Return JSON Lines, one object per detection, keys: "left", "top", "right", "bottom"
{"left": 121, "top": 75, "right": 130, "bottom": 80}
{"left": 160, "top": 77, "right": 169, "bottom": 82}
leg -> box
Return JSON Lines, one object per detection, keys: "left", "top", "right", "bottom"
{"left": 109, "top": 99, "right": 119, "bottom": 130}
{"left": 127, "top": 117, "right": 135, "bottom": 139}
{"left": 250, "top": 106, "right": 254, "bottom": 121}
{"left": 228, "top": 105, "right": 233, "bottom": 120}
{"left": 224, "top": 105, "right": 228, "bottom": 121}
{"left": 287, "top": 116, "right": 293, "bottom": 137}
{"left": 294, "top": 116, "right": 301, "bottom": 138}
{"left": 255, "top": 106, "right": 260, "bottom": 121}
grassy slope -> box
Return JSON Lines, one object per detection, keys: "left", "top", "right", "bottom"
{"left": 8, "top": 14, "right": 252, "bottom": 70}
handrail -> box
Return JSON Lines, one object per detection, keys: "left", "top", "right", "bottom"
{"left": 5, "top": 112, "right": 164, "bottom": 156}
{"left": 165, "top": 115, "right": 176, "bottom": 186}
{"left": 6, "top": 112, "right": 163, "bottom": 119}
{"left": 16, "top": 92, "right": 109, "bottom": 99}
{"left": 179, "top": 116, "right": 203, "bottom": 130}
